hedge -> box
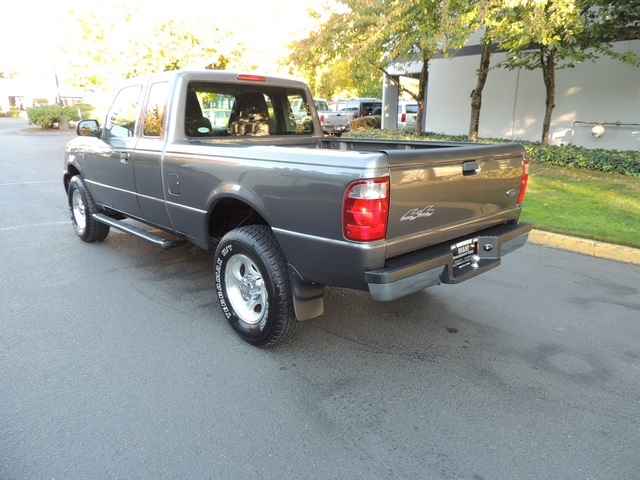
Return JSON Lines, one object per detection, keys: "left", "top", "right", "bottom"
{"left": 525, "top": 144, "right": 640, "bottom": 177}
{"left": 350, "top": 115, "right": 382, "bottom": 130}
{"left": 27, "top": 105, "right": 62, "bottom": 129}
{"left": 343, "top": 128, "right": 640, "bottom": 177}
{"left": 0, "top": 107, "right": 22, "bottom": 118}
{"left": 26, "top": 103, "right": 95, "bottom": 128}
{"left": 61, "top": 103, "right": 95, "bottom": 121}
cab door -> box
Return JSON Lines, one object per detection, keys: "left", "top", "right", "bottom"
{"left": 132, "top": 80, "right": 172, "bottom": 228}
{"left": 82, "top": 84, "right": 143, "bottom": 217}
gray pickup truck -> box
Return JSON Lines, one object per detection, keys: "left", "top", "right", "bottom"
{"left": 314, "top": 99, "right": 354, "bottom": 135}
{"left": 64, "top": 70, "right": 531, "bottom": 346}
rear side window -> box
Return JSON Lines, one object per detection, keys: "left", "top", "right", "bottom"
{"left": 143, "top": 82, "right": 169, "bottom": 137}
{"left": 185, "top": 82, "right": 315, "bottom": 137}
{"left": 406, "top": 105, "right": 418, "bottom": 114}
{"left": 105, "top": 85, "right": 142, "bottom": 138}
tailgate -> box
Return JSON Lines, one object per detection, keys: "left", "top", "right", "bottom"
{"left": 384, "top": 143, "right": 526, "bottom": 258}
{"left": 327, "top": 112, "right": 351, "bottom": 125}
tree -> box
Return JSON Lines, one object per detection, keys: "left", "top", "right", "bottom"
{"left": 61, "top": 3, "right": 241, "bottom": 92}
{"left": 466, "top": 0, "right": 498, "bottom": 142}
{"left": 488, "top": 0, "right": 586, "bottom": 145}
{"left": 289, "top": 8, "right": 382, "bottom": 100}
{"left": 291, "top": 0, "right": 477, "bottom": 133}
{"left": 495, "top": 0, "right": 639, "bottom": 145}
{"left": 128, "top": 19, "right": 233, "bottom": 78}
{"left": 467, "top": 0, "right": 519, "bottom": 142}
{"left": 467, "top": 34, "right": 493, "bottom": 142}
{"left": 579, "top": 0, "right": 640, "bottom": 66}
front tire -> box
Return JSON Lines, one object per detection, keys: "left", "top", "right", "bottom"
{"left": 68, "top": 175, "right": 110, "bottom": 242}
{"left": 214, "top": 225, "right": 299, "bottom": 347}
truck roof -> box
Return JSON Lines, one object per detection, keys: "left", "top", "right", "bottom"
{"left": 137, "top": 69, "right": 310, "bottom": 90}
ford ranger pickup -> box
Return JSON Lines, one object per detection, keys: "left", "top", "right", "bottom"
{"left": 63, "top": 70, "right": 531, "bottom": 347}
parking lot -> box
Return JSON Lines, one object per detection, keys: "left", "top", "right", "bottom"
{"left": 1, "top": 118, "right": 639, "bottom": 479}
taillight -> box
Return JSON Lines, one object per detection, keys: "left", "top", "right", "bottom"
{"left": 319, "top": 114, "right": 324, "bottom": 123}
{"left": 401, "top": 113, "right": 406, "bottom": 122}
{"left": 343, "top": 178, "right": 389, "bottom": 241}
{"left": 518, "top": 159, "right": 529, "bottom": 204}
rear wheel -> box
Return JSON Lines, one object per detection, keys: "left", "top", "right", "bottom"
{"left": 214, "top": 225, "right": 299, "bottom": 347}
{"left": 68, "top": 175, "right": 110, "bottom": 242}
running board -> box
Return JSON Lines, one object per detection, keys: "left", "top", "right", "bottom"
{"left": 93, "top": 213, "right": 187, "bottom": 250}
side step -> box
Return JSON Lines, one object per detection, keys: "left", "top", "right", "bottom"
{"left": 93, "top": 213, "right": 187, "bottom": 250}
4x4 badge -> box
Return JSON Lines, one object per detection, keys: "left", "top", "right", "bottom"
{"left": 401, "top": 205, "right": 435, "bottom": 221}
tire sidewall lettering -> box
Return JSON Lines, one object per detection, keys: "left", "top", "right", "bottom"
{"left": 214, "top": 257, "right": 232, "bottom": 319}
{"left": 215, "top": 239, "right": 273, "bottom": 338}
{"left": 213, "top": 225, "right": 297, "bottom": 347}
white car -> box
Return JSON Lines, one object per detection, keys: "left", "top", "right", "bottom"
{"left": 398, "top": 101, "right": 418, "bottom": 130}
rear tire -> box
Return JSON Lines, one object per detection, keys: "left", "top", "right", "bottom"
{"left": 68, "top": 175, "right": 110, "bottom": 242}
{"left": 214, "top": 225, "right": 299, "bottom": 347}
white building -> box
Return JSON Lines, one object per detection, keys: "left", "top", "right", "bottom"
{"left": 382, "top": 38, "right": 640, "bottom": 151}
{"left": 0, "top": 77, "right": 84, "bottom": 112}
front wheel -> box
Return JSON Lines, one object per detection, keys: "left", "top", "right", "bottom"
{"left": 214, "top": 225, "right": 299, "bottom": 347}
{"left": 68, "top": 175, "right": 110, "bottom": 242}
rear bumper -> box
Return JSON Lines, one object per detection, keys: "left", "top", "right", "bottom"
{"left": 322, "top": 124, "right": 350, "bottom": 133}
{"left": 365, "top": 222, "right": 532, "bottom": 301}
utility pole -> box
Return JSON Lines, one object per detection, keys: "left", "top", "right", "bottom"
{"left": 54, "top": 64, "right": 69, "bottom": 130}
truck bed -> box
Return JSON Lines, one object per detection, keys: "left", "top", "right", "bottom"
{"left": 321, "top": 137, "right": 528, "bottom": 258}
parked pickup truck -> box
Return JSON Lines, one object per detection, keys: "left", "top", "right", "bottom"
{"left": 64, "top": 70, "right": 531, "bottom": 347}
{"left": 314, "top": 99, "right": 354, "bottom": 135}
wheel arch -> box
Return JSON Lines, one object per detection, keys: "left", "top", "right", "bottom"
{"left": 207, "top": 195, "right": 269, "bottom": 241}
{"left": 64, "top": 164, "right": 82, "bottom": 194}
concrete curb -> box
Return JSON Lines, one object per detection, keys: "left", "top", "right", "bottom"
{"left": 529, "top": 230, "right": 640, "bottom": 266}
{"left": 17, "top": 127, "right": 75, "bottom": 136}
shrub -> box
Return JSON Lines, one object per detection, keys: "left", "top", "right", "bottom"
{"left": 350, "top": 115, "right": 381, "bottom": 130}
{"left": 27, "top": 105, "right": 62, "bottom": 128}
{"left": 61, "top": 103, "right": 95, "bottom": 121}
{"left": 0, "top": 107, "right": 22, "bottom": 118}
{"left": 344, "top": 129, "right": 640, "bottom": 177}
{"left": 525, "top": 145, "right": 640, "bottom": 177}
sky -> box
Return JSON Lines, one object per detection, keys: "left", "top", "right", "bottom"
{"left": 1, "top": 0, "right": 325, "bottom": 80}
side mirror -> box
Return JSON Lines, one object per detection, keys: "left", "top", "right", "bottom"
{"left": 76, "top": 119, "right": 101, "bottom": 138}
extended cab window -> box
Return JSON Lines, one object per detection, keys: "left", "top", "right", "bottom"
{"left": 105, "top": 85, "right": 142, "bottom": 138}
{"left": 143, "top": 82, "right": 169, "bottom": 137}
{"left": 186, "top": 82, "right": 314, "bottom": 137}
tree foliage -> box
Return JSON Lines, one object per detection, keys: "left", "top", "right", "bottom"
{"left": 291, "top": 0, "right": 478, "bottom": 133}
{"left": 491, "top": 0, "right": 640, "bottom": 145}
{"left": 55, "top": 0, "right": 638, "bottom": 143}
{"left": 289, "top": 8, "right": 381, "bottom": 99}
{"left": 293, "top": 0, "right": 638, "bottom": 142}
{"left": 61, "top": 2, "right": 241, "bottom": 92}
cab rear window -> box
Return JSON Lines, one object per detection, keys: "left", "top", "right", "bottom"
{"left": 185, "top": 82, "right": 315, "bottom": 137}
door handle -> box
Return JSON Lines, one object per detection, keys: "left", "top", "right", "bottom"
{"left": 120, "top": 152, "right": 130, "bottom": 163}
{"left": 462, "top": 160, "right": 480, "bottom": 176}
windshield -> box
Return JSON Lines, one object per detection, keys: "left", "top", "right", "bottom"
{"left": 314, "top": 100, "right": 329, "bottom": 111}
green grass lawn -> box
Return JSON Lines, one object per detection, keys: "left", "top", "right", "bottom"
{"left": 521, "top": 164, "right": 640, "bottom": 249}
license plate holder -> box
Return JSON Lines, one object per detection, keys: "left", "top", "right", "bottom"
{"left": 451, "top": 237, "right": 479, "bottom": 271}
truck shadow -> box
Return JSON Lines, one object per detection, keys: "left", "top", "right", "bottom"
{"left": 101, "top": 232, "right": 502, "bottom": 358}
{"left": 291, "top": 285, "right": 504, "bottom": 362}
